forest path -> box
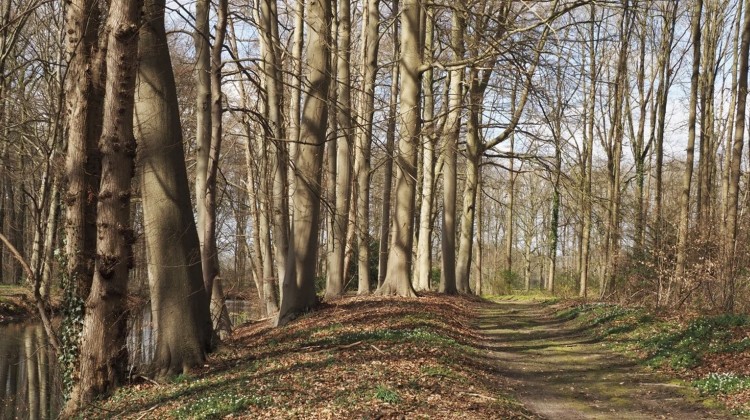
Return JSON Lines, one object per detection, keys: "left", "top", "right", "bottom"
{"left": 480, "top": 298, "right": 731, "bottom": 419}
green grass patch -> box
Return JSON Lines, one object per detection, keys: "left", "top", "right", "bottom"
{"left": 373, "top": 385, "right": 400, "bottom": 404}
{"left": 559, "top": 302, "right": 750, "bottom": 414}
{"left": 561, "top": 304, "right": 750, "bottom": 370}
{"left": 420, "top": 364, "right": 456, "bottom": 378}
{"left": 641, "top": 314, "right": 750, "bottom": 369}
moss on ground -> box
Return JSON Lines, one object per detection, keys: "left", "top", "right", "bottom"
{"left": 557, "top": 301, "right": 750, "bottom": 415}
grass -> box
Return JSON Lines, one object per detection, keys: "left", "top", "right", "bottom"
{"left": 76, "top": 293, "right": 533, "bottom": 419}
{"left": 558, "top": 301, "right": 750, "bottom": 414}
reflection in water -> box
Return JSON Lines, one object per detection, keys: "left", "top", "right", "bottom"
{"left": 0, "top": 300, "right": 252, "bottom": 419}
{"left": 0, "top": 323, "right": 62, "bottom": 419}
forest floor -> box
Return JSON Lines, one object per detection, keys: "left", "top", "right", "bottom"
{"left": 80, "top": 293, "right": 536, "bottom": 419}
{"left": 74, "top": 293, "right": 745, "bottom": 419}
{"left": 484, "top": 297, "right": 735, "bottom": 419}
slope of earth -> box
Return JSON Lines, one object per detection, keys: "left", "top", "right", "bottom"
{"left": 482, "top": 297, "right": 733, "bottom": 419}
{"left": 77, "top": 294, "right": 535, "bottom": 419}
{"left": 0, "top": 285, "right": 35, "bottom": 323}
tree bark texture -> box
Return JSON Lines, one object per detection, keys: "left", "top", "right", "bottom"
{"left": 65, "top": 0, "right": 140, "bottom": 411}
{"left": 277, "top": 0, "right": 332, "bottom": 325}
{"left": 377, "top": 0, "right": 419, "bottom": 297}
{"left": 135, "top": 0, "right": 212, "bottom": 376}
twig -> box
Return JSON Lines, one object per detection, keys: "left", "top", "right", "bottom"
{"left": 139, "top": 375, "right": 161, "bottom": 386}
{"left": 135, "top": 404, "right": 159, "bottom": 420}
{"left": 369, "top": 344, "right": 385, "bottom": 354}
{"left": 459, "top": 391, "right": 497, "bottom": 402}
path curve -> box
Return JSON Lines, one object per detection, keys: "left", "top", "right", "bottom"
{"left": 480, "top": 298, "right": 732, "bottom": 419}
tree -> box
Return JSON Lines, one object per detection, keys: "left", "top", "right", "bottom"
{"left": 377, "top": 0, "right": 399, "bottom": 289}
{"left": 355, "top": 0, "right": 381, "bottom": 294}
{"left": 63, "top": 0, "right": 103, "bottom": 306}
{"left": 325, "top": 0, "right": 353, "bottom": 298}
{"left": 135, "top": 0, "right": 212, "bottom": 376}
{"left": 376, "top": 0, "right": 420, "bottom": 297}
{"left": 277, "top": 0, "right": 332, "bottom": 325}
{"left": 414, "top": 6, "right": 436, "bottom": 292}
{"left": 674, "top": 0, "right": 703, "bottom": 296}
{"left": 439, "top": 5, "right": 464, "bottom": 295}
{"left": 63, "top": 0, "right": 141, "bottom": 411}
{"left": 723, "top": 0, "right": 750, "bottom": 311}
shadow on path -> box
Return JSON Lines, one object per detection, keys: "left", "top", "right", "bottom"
{"left": 480, "top": 299, "right": 731, "bottom": 420}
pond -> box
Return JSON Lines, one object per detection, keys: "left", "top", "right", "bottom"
{"left": 0, "top": 300, "right": 253, "bottom": 419}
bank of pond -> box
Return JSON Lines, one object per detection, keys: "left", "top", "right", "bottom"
{"left": 0, "top": 300, "right": 253, "bottom": 418}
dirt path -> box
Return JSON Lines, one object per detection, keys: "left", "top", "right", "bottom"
{"left": 480, "top": 299, "right": 733, "bottom": 420}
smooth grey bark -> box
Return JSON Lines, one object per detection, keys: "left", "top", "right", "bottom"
{"left": 721, "top": 0, "right": 742, "bottom": 240}
{"left": 376, "top": 0, "right": 419, "bottom": 297}
{"left": 193, "top": 0, "right": 210, "bottom": 251}
{"left": 354, "top": 0, "right": 380, "bottom": 295}
{"left": 580, "top": 3, "right": 596, "bottom": 298}
{"left": 204, "top": 0, "right": 231, "bottom": 337}
{"left": 377, "top": 0, "right": 398, "bottom": 288}
{"left": 228, "top": 18, "right": 279, "bottom": 315}
{"left": 414, "top": 8, "right": 435, "bottom": 292}
{"left": 276, "top": 0, "right": 331, "bottom": 325}
{"left": 723, "top": 0, "right": 750, "bottom": 311}
{"left": 325, "top": 0, "right": 352, "bottom": 298}
{"left": 600, "top": 4, "right": 632, "bottom": 298}
{"left": 266, "top": 0, "right": 290, "bottom": 295}
{"left": 439, "top": 7, "right": 464, "bottom": 295}
{"left": 135, "top": 0, "right": 212, "bottom": 376}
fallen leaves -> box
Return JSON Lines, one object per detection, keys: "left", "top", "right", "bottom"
{"left": 83, "top": 293, "right": 534, "bottom": 419}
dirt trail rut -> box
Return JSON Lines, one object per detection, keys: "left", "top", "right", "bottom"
{"left": 480, "top": 299, "right": 733, "bottom": 420}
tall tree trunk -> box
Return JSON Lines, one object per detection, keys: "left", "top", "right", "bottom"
{"left": 61, "top": 0, "right": 105, "bottom": 399}
{"left": 277, "top": 0, "right": 332, "bottom": 325}
{"left": 580, "top": 5, "right": 596, "bottom": 298}
{"left": 722, "top": 0, "right": 742, "bottom": 239}
{"left": 377, "top": 1, "right": 399, "bottom": 288}
{"left": 601, "top": 4, "right": 632, "bottom": 298}
{"left": 135, "top": 0, "right": 212, "bottom": 376}
{"left": 63, "top": 0, "right": 104, "bottom": 303}
{"left": 455, "top": 68, "right": 482, "bottom": 294}
{"left": 674, "top": 0, "right": 703, "bottom": 297}
{"left": 64, "top": 0, "right": 140, "bottom": 410}
{"left": 355, "top": 0, "right": 380, "bottom": 295}
{"left": 258, "top": 0, "right": 290, "bottom": 295}
{"left": 228, "top": 19, "right": 277, "bottom": 315}
{"left": 326, "top": 0, "right": 352, "bottom": 298}
{"left": 204, "top": 0, "right": 231, "bottom": 337}
{"left": 377, "top": 0, "right": 420, "bottom": 297}
{"left": 440, "top": 8, "right": 464, "bottom": 295}
{"left": 414, "top": 8, "right": 435, "bottom": 292}
{"left": 194, "top": 0, "right": 211, "bottom": 252}
{"left": 723, "top": 0, "right": 750, "bottom": 312}
{"left": 653, "top": 2, "right": 677, "bottom": 305}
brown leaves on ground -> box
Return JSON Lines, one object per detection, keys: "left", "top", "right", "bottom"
{"left": 91, "top": 293, "right": 534, "bottom": 419}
